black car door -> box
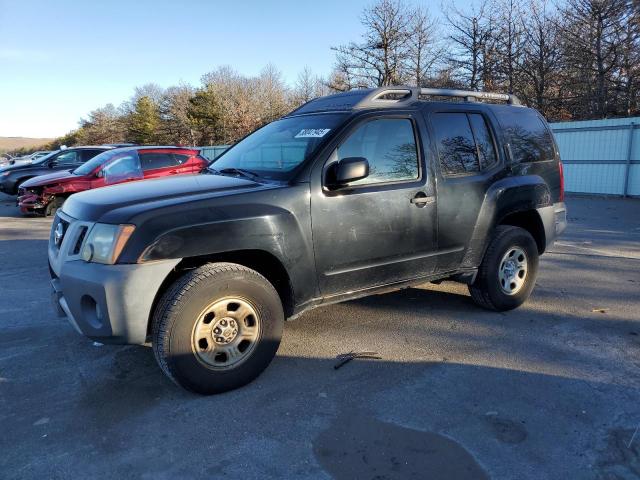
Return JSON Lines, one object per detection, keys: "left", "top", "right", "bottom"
{"left": 310, "top": 112, "right": 438, "bottom": 297}
{"left": 426, "top": 106, "right": 505, "bottom": 272}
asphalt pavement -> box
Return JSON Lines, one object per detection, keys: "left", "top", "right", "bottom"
{"left": 0, "top": 193, "right": 639, "bottom": 479}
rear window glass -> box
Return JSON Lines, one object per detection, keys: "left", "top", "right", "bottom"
{"left": 432, "top": 112, "right": 480, "bottom": 175}
{"left": 499, "top": 109, "right": 555, "bottom": 163}
{"left": 468, "top": 113, "right": 498, "bottom": 170}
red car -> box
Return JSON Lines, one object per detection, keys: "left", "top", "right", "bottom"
{"left": 18, "top": 146, "right": 208, "bottom": 215}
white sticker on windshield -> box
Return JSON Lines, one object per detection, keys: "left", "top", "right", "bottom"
{"left": 295, "top": 128, "right": 331, "bottom": 138}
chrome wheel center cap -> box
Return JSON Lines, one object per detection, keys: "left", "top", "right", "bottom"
{"left": 212, "top": 318, "right": 238, "bottom": 345}
{"left": 504, "top": 261, "right": 516, "bottom": 278}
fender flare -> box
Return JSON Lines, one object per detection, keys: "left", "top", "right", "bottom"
{"left": 461, "top": 175, "right": 552, "bottom": 268}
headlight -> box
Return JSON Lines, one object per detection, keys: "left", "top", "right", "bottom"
{"left": 81, "top": 223, "right": 135, "bottom": 264}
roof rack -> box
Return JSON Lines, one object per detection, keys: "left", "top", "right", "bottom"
{"left": 353, "top": 86, "right": 521, "bottom": 108}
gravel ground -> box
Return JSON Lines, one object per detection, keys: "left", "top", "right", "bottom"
{"left": 0, "top": 193, "right": 639, "bottom": 480}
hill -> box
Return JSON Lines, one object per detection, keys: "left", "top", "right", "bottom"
{"left": 0, "top": 137, "right": 53, "bottom": 153}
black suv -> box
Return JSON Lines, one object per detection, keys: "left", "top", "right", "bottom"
{"left": 48, "top": 87, "right": 567, "bottom": 394}
{"left": 0, "top": 146, "right": 115, "bottom": 195}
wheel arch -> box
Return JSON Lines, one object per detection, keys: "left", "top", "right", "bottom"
{"left": 147, "top": 249, "right": 295, "bottom": 340}
{"left": 498, "top": 209, "right": 546, "bottom": 254}
{"left": 461, "top": 175, "right": 552, "bottom": 267}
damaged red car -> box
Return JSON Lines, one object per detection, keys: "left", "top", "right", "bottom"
{"left": 17, "top": 146, "right": 208, "bottom": 215}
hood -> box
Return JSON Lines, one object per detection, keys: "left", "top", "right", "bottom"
{"left": 0, "top": 161, "right": 39, "bottom": 173}
{"left": 62, "top": 173, "right": 277, "bottom": 223}
{"left": 20, "top": 170, "right": 78, "bottom": 188}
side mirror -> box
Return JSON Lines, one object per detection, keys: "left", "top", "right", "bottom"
{"left": 48, "top": 161, "right": 57, "bottom": 168}
{"left": 327, "top": 157, "right": 369, "bottom": 188}
{"left": 95, "top": 170, "right": 104, "bottom": 178}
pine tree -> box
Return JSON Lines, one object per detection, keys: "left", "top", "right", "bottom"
{"left": 127, "top": 96, "right": 160, "bottom": 145}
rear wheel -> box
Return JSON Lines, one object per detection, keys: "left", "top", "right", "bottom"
{"left": 469, "top": 226, "right": 539, "bottom": 311}
{"left": 152, "top": 262, "right": 284, "bottom": 394}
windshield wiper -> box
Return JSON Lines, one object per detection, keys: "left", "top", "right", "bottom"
{"left": 214, "top": 167, "right": 261, "bottom": 181}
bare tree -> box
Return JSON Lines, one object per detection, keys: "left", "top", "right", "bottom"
{"left": 493, "top": 0, "right": 524, "bottom": 93}
{"left": 291, "top": 66, "right": 330, "bottom": 104}
{"left": 406, "top": 6, "right": 444, "bottom": 87}
{"left": 519, "top": 0, "right": 563, "bottom": 117}
{"left": 332, "top": 0, "right": 411, "bottom": 87}
{"left": 559, "top": 0, "right": 629, "bottom": 117}
{"left": 443, "top": 0, "right": 493, "bottom": 90}
{"left": 159, "top": 84, "right": 197, "bottom": 145}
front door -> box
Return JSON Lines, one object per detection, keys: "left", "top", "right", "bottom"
{"left": 310, "top": 114, "right": 438, "bottom": 297}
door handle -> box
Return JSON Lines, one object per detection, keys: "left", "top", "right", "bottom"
{"left": 410, "top": 192, "right": 435, "bottom": 206}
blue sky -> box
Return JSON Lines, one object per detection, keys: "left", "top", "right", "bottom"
{"left": 0, "top": 0, "right": 462, "bottom": 138}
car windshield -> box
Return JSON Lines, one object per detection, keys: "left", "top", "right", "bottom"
{"left": 209, "top": 113, "right": 346, "bottom": 181}
{"left": 32, "top": 150, "right": 59, "bottom": 164}
{"left": 72, "top": 149, "right": 114, "bottom": 175}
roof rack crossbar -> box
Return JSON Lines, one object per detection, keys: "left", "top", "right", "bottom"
{"left": 352, "top": 86, "right": 521, "bottom": 108}
{"left": 419, "top": 87, "right": 521, "bottom": 105}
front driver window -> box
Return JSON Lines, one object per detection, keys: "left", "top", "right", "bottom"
{"left": 336, "top": 118, "right": 420, "bottom": 186}
{"left": 52, "top": 151, "right": 79, "bottom": 166}
{"left": 102, "top": 153, "right": 143, "bottom": 184}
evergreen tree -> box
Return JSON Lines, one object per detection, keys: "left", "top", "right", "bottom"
{"left": 127, "top": 96, "right": 160, "bottom": 145}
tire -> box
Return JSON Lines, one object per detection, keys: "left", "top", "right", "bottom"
{"left": 45, "top": 196, "right": 65, "bottom": 217}
{"left": 469, "top": 226, "right": 539, "bottom": 311}
{"left": 152, "top": 262, "right": 284, "bottom": 394}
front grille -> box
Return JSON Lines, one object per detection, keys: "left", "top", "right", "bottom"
{"left": 73, "top": 226, "right": 88, "bottom": 255}
{"left": 51, "top": 216, "right": 70, "bottom": 250}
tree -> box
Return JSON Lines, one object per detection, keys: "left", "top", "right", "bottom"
{"left": 558, "top": 0, "right": 629, "bottom": 118}
{"left": 292, "top": 66, "right": 330, "bottom": 104}
{"left": 159, "top": 85, "right": 197, "bottom": 145}
{"left": 187, "top": 86, "right": 222, "bottom": 145}
{"left": 76, "top": 104, "right": 125, "bottom": 145}
{"left": 493, "top": 0, "right": 524, "bottom": 94}
{"left": 444, "top": 1, "right": 493, "bottom": 90}
{"left": 127, "top": 96, "right": 160, "bottom": 144}
{"left": 519, "top": 0, "right": 563, "bottom": 117}
{"left": 332, "top": 0, "right": 412, "bottom": 87}
{"left": 255, "top": 64, "right": 291, "bottom": 123}
{"left": 406, "top": 6, "right": 443, "bottom": 87}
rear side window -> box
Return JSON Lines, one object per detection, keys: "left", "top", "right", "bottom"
{"left": 498, "top": 109, "right": 555, "bottom": 163}
{"left": 336, "top": 118, "right": 419, "bottom": 185}
{"left": 80, "top": 149, "right": 106, "bottom": 162}
{"left": 468, "top": 114, "right": 498, "bottom": 170}
{"left": 139, "top": 153, "right": 179, "bottom": 170}
{"left": 432, "top": 113, "right": 479, "bottom": 175}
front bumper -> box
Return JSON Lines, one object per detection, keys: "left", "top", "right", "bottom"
{"left": 50, "top": 258, "right": 180, "bottom": 345}
{"left": 17, "top": 192, "right": 45, "bottom": 213}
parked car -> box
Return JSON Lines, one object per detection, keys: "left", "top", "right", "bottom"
{"left": 2, "top": 151, "right": 52, "bottom": 167}
{"left": 18, "top": 146, "right": 207, "bottom": 216}
{"left": 49, "top": 86, "right": 567, "bottom": 394}
{"left": 0, "top": 146, "right": 113, "bottom": 195}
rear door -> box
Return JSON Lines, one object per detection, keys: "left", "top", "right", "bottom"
{"left": 427, "top": 107, "right": 505, "bottom": 272}
{"left": 310, "top": 112, "right": 438, "bottom": 296}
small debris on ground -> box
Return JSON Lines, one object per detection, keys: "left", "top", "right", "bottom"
{"left": 334, "top": 351, "right": 381, "bottom": 370}
{"left": 92, "top": 341, "right": 103, "bottom": 347}
{"left": 33, "top": 417, "right": 49, "bottom": 426}
{"left": 592, "top": 308, "right": 608, "bottom": 314}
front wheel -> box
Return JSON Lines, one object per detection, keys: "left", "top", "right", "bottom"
{"left": 469, "top": 226, "right": 539, "bottom": 311}
{"left": 45, "top": 196, "right": 65, "bottom": 217}
{"left": 152, "top": 262, "right": 284, "bottom": 394}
